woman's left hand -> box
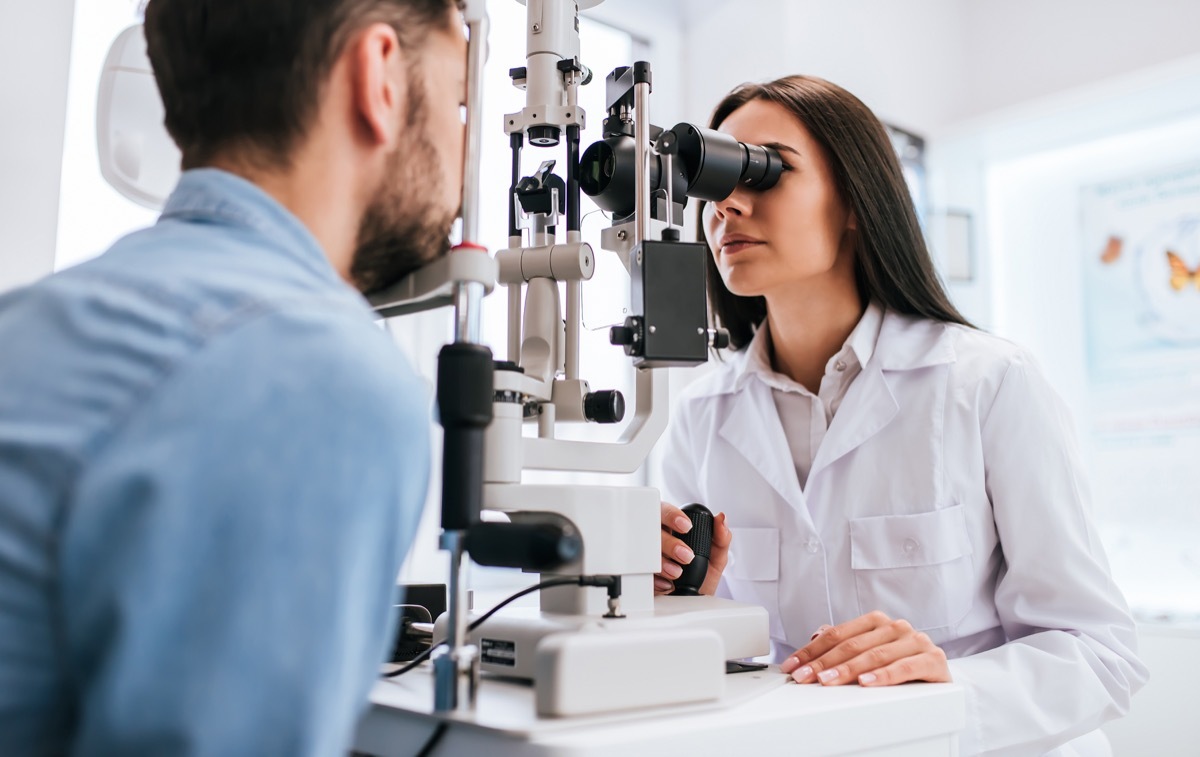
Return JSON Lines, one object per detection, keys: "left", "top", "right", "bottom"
{"left": 779, "top": 611, "right": 952, "bottom": 686}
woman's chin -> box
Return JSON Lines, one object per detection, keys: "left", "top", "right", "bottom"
{"left": 721, "top": 272, "right": 771, "bottom": 299}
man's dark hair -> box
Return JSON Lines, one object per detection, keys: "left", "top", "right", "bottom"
{"left": 143, "top": 0, "right": 456, "bottom": 170}
{"left": 700, "top": 75, "right": 973, "bottom": 350}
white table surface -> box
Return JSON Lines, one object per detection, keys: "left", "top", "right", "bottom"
{"left": 354, "top": 665, "right": 964, "bottom": 757}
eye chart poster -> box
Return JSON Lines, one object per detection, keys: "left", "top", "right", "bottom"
{"left": 1080, "top": 164, "right": 1200, "bottom": 620}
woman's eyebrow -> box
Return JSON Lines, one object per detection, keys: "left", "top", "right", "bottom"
{"left": 761, "top": 141, "right": 801, "bottom": 157}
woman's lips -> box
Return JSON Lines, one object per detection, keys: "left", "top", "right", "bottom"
{"left": 722, "top": 241, "right": 765, "bottom": 256}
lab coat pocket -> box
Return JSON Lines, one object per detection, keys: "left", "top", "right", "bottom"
{"left": 724, "top": 527, "right": 785, "bottom": 639}
{"left": 848, "top": 506, "right": 974, "bottom": 632}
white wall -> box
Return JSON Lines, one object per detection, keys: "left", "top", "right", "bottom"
{"left": 682, "top": 0, "right": 1200, "bottom": 134}
{"left": 0, "top": 0, "right": 75, "bottom": 294}
{"left": 682, "top": 0, "right": 969, "bottom": 136}
{"left": 958, "top": 0, "right": 1200, "bottom": 124}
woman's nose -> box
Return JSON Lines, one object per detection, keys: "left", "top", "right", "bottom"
{"left": 712, "top": 186, "right": 751, "bottom": 219}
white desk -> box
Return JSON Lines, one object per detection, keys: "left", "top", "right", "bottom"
{"left": 354, "top": 666, "right": 964, "bottom": 756}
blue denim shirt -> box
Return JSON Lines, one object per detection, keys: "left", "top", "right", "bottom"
{"left": 0, "top": 169, "right": 430, "bottom": 755}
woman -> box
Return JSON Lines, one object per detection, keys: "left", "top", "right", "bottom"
{"left": 655, "top": 76, "right": 1146, "bottom": 756}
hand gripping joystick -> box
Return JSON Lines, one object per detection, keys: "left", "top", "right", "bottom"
{"left": 669, "top": 503, "right": 713, "bottom": 596}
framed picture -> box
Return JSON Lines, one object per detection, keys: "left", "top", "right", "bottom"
{"left": 933, "top": 209, "right": 974, "bottom": 282}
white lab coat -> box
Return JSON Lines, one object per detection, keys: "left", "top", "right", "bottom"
{"left": 660, "top": 310, "right": 1148, "bottom": 757}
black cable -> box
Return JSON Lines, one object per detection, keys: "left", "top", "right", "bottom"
{"left": 414, "top": 722, "right": 448, "bottom": 757}
{"left": 466, "top": 577, "right": 580, "bottom": 631}
{"left": 382, "top": 576, "right": 610, "bottom": 680}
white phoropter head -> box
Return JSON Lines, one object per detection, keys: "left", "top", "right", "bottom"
{"left": 95, "top": 24, "right": 180, "bottom": 210}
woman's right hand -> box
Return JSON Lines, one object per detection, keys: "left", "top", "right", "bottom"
{"left": 654, "top": 502, "right": 732, "bottom": 596}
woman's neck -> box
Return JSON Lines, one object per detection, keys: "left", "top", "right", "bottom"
{"left": 764, "top": 268, "right": 865, "bottom": 394}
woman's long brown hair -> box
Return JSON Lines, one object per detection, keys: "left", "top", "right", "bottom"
{"left": 701, "top": 75, "right": 973, "bottom": 350}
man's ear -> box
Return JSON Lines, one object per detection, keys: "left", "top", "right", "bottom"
{"left": 349, "top": 23, "right": 407, "bottom": 150}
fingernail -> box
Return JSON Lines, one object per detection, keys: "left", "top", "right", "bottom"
{"left": 674, "top": 545, "right": 695, "bottom": 563}
{"left": 654, "top": 578, "right": 673, "bottom": 592}
{"left": 794, "top": 665, "right": 813, "bottom": 682}
{"left": 673, "top": 516, "right": 691, "bottom": 532}
{"left": 664, "top": 562, "right": 682, "bottom": 579}
{"left": 780, "top": 656, "right": 799, "bottom": 673}
{"left": 859, "top": 672, "right": 877, "bottom": 685}
{"left": 818, "top": 669, "right": 840, "bottom": 683}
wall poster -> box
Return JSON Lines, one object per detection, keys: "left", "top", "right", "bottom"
{"left": 1080, "top": 164, "right": 1200, "bottom": 621}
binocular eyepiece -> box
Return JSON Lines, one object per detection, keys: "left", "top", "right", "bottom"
{"left": 580, "top": 122, "right": 784, "bottom": 218}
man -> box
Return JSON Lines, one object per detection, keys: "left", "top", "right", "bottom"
{"left": 0, "top": 1, "right": 466, "bottom": 753}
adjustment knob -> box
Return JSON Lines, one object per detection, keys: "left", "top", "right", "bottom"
{"left": 609, "top": 317, "right": 644, "bottom": 356}
{"left": 609, "top": 325, "right": 635, "bottom": 346}
{"left": 584, "top": 390, "right": 626, "bottom": 424}
{"left": 670, "top": 504, "right": 714, "bottom": 596}
{"left": 710, "top": 328, "right": 731, "bottom": 350}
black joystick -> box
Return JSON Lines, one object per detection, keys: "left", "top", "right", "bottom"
{"left": 670, "top": 503, "right": 713, "bottom": 596}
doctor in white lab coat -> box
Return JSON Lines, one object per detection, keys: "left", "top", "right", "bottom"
{"left": 656, "top": 75, "right": 1147, "bottom": 757}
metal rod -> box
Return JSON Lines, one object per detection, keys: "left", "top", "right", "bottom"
{"left": 508, "top": 133, "right": 523, "bottom": 238}
{"left": 508, "top": 235, "right": 523, "bottom": 362}
{"left": 460, "top": 13, "right": 489, "bottom": 248}
{"left": 433, "top": 530, "right": 474, "bottom": 712}
{"left": 565, "top": 275, "right": 581, "bottom": 379}
{"left": 454, "top": 282, "right": 486, "bottom": 344}
{"left": 436, "top": 3, "right": 489, "bottom": 716}
{"left": 633, "top": 76, "right": 650, "bottom": 247}
{"left": 566, "top": 124, "right": 581, "bottom": 233}
{"left": 664, "top": 151, "right": 675, "bottom": 232}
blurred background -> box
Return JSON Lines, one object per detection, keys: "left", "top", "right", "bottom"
{"left": 2, "top": 1, "right": 1197, "bottom": 753}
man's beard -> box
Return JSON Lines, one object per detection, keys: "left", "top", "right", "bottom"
{"left": 350, "top": 95, "right": 456, "bottom": 295}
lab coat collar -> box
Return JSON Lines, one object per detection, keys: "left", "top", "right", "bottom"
{"left": 737, "top": 301, "right": 885, "bottom": 397}
{"left": 716, "top": 378, "right": 813, "bottom": 526}
{"left": 711, "top": 310, "right": 958, "bottom": 502}
{"left": 719, "top": 308, "right": 958, "bottom": 398}
{"left": 871, "top": 309, "right": 958, "bottom": 371}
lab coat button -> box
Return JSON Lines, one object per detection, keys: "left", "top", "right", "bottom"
{"left": 903, "top": 538, "right": 919, "bottom": 555}
{"left": 834, "top": 360, "right": 847, "bottom": 372}
{"left": 805, "top": 540, "right": 820, "bottom": 553}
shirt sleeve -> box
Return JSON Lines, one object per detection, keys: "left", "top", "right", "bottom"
{"left": 948, "top": 352, "right": 1148, "bottom": 756}
{"left": 60, "top": 307, "right": 431, "bottom": 757}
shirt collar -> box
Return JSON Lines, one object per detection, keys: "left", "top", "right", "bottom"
{"left": 736, "top": 300, "right": 886, "bottom": 393}
{"left": 159, "top": 168, "right": 343, "bottom": 287}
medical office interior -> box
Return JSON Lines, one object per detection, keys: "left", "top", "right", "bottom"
{"left": 3, "top": 0, "right": 1199, "bottom": 754}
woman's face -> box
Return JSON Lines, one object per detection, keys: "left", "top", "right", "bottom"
{"left": 702, "top": 99, "right": 856, "bottom": 299}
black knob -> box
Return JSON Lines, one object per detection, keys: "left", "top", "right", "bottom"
{"left": 528, "top": 125, "right": 561, "bottom": 146}
{"left": 584, "top": 390, "right": 626, "bottom": 424}
{"left": 661, "top": 227, "right": 681, "bottom": 242}
{"left": 609, "top": 317, "right": 643, "bottom": 356}
{"left": 670, "top": 504, "right": 714, "bottom": 597}
{"left": 711, "top": 328, "right": 730, "bottom": 350}
{"left": 609, "top": 325, "right": 634, "bottom": 345}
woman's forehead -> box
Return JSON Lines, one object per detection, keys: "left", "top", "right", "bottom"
{"left": 717, "top": 99, "right": 807, "bottom": 145}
